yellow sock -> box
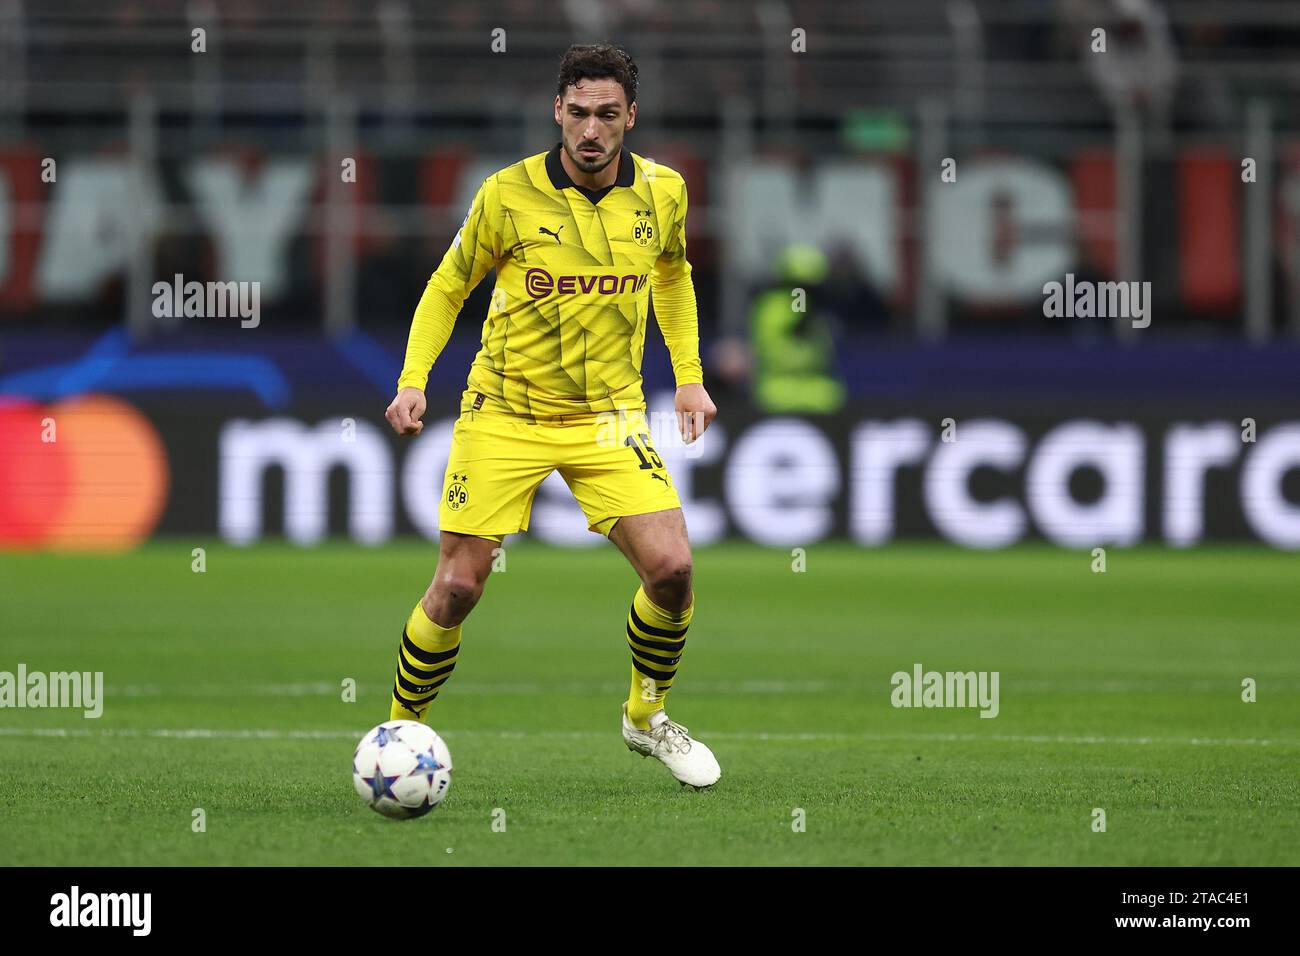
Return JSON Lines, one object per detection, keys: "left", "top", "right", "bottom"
{"left": 389, "top": 603, "right": 461, "bottom": 723}
{"left": 625, "top": 585, "right": 692, "bottom": 730}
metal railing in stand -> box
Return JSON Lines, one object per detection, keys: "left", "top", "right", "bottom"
{"left": 1244, "top": 100, "right": 1273, "bottom": 343}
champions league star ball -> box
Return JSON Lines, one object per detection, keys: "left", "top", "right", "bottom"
{"left": 352, "top": 721, "right": 453, "bottom": 819}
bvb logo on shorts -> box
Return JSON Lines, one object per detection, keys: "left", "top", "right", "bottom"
{"left": 632, "top": 214, "right": 654, "bottom": 247}
{"left": 446, "top": 473, "right": 469, "bottom": 511}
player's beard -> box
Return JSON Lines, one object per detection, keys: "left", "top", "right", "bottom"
{"left": 567, "top": 138, "right": 617, "bottom": 174}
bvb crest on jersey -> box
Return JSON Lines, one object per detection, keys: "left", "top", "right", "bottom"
{"left": 632, "top": 210, "right": 654, "bottom": 247}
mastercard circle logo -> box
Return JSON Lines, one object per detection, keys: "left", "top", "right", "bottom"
{"left": 0, "top": 394, "right": 169, "bottom": 551}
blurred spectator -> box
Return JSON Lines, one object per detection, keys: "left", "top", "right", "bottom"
{"left": 748, "top": 243, "right": 846, "bottom": 414}
{"left": 1063, "top": 0, "right": 1178, "bottom": 140}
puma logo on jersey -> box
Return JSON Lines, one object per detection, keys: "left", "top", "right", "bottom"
{"left": 650, "top": 473, "right": 668, "bottom": 485}
{"left": 539, "top": 225, "right": 564, "bottom": 244}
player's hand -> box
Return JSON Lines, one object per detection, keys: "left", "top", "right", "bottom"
{"left": 674, "top": 383, "right": 716, "bottom": 444}
{"left": 385, "top": 387, "right": 427, "bottom": 437}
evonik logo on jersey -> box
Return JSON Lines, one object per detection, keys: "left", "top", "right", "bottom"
{"left": 525, "top": 268, "right": 648, "bottom": 299}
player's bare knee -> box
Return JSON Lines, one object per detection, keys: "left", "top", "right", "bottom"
{"left": 643, "top": 555, "right": 693, "bottom": 611}
{"left": 444, "top": 571, "right": 484, "bottom": 607}
{"left": 423, "top": 570, "right": 484, "bottom": 625}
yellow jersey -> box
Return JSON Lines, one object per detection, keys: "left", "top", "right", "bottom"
{"left": 397, "top": 142, "right": 703, "bottom": 419}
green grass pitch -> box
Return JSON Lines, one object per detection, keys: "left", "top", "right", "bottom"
{"left": 1, "top": 541, "right": 1296, "bottom": 866}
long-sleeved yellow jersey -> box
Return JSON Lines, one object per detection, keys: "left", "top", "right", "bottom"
{"left": 397, "top": 142, "right": 703, "bottom": 419}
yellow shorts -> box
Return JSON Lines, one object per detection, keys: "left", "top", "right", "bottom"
{"left": 438, "top": 398, "right": 681, "bottom": 542}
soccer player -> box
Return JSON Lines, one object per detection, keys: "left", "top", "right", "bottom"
{"left": 382, "top": 43, "right": 721, "bottom": 788}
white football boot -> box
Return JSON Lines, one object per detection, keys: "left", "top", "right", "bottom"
{"left": 622, "top": 703, "right": 721, "bottom": 789}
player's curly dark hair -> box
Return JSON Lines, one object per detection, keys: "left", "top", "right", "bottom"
{"left": 556, "top": 43, "right": 638, "bottom": 106}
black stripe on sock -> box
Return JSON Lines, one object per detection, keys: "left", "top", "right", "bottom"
{"left": 628, "top": 604, "right": 689, "bottom": 640}
{"left": 392, "top": 684, "right": 433, "bottom": 711}
{"left": 396, "top": 671, "right": 451, "bottom": 697}
{"left": 626, "top": 631, "right": 682, "bottom": 666}
{"left": 629, "top": 647, "right": 682, "bottom": 668}
{"left": 401, "top": 630, "right": 460, "bottom": 666}
{"left": 631, "top": 656, "right": 677, "bottom": 682}
{"left": 398, "top": 656, "right": 457, "bottom": 682}
{"left": 624, "top": 620, "right": 687, "bottom": 653}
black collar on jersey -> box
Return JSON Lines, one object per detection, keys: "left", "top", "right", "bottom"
{"left": 546, "top": 141, "right": 634, "bottom": 205}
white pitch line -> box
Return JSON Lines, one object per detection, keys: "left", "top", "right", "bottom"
{"left": 103, "top": 678, "right": 1300, "bottom": 698}
{"left": 0, "top": 727, "right": 1292, "bottom": 747}
{"left": 107, "top": 680, "right": 837, "bottom": 697}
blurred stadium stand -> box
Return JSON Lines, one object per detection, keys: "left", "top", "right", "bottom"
{"left": 5, "top": 1, "right": 1300, "bottom": 366}
{"left": 6, "top": 2, "right": 1300, "bottom": 551}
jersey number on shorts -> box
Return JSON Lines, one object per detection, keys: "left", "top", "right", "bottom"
{"left": 624, "top": 433, "right": 664, "bottom": 470}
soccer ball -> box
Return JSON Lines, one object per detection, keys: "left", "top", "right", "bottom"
{"left": 352, "top": 720, "right": 453, "bottom": 819}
